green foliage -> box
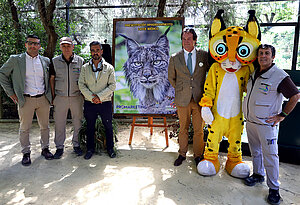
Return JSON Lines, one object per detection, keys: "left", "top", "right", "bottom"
{"left": 78, "top": 117, "right": 118, "bottom": 154}
{"left": 0, "top": 1, "right": 18, "bottom": 65}
{"left": 0, "top": 1, "right": 89, "bottom": 65}
{"left": 0, "top": 1, "right": 88, "bottom": 118}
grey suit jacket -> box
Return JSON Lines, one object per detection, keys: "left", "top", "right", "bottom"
{"left": 168, "top": 49, "right": 209, "bottom": 107}
{"left": 0, "top": 53, "right": 51, "bottom": 107}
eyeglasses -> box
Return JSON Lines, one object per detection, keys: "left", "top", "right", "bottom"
{"left": 26, "top": 41, "right": 40, "bottom": 46}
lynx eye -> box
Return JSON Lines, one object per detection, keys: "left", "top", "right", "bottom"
{"left": 132, "top": 61, "right": 143, "bottom": 68}
{"left": 153, "top": 60, "right": 161, "bottom": 65}
{"left": 153, "top": 60, "right": 167, "bottom": 68}
{"left": 215, "top": 43, "right": 227, "bottom": 55}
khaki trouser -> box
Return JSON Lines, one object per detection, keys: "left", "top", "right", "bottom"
{"left": 177, "top": 99, "right": 205, "bottom": 158}
{"left": 53, "top": 95, "right": 83, "bottom": 149}
{"left": 18, "top": 95, "right": 50, "bottom": 154}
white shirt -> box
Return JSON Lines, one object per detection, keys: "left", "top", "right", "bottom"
{"left": 92, "top": 60, "right": 103, "bottom": 79}
{"left": 24, "top": 53, "right": 45, "bottom": 95}
{"left": 184, "top": 47, "right": 196, "bottom": 74}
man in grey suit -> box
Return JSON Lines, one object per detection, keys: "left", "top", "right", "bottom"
{"left": 168, "top": 28, "right": 209, "bottom": 167}
{"left": 0, "top": 34, "right": 53, "bottom": 166}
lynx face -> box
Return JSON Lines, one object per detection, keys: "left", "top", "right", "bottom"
{"left": 120, "top": 32, "right": 173, "bottom": 108}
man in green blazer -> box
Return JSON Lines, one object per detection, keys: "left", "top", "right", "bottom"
{"left": 168, "top": 28, "right": 210, "bottom": 167}
{"left": 0, "top": 34, "right": 53, "bottom": 166}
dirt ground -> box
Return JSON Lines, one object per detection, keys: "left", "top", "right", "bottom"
{"left": 0, "top": 121, "right": 299, "bottom": 205}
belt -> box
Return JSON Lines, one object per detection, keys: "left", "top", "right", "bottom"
{"left": 24, "top": 94, "right": 44, "bottom": 98}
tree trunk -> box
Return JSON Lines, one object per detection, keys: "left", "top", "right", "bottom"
{"left": 8, "top": 0, "right": 22, "bottom": 53}
{"left": 175, "top": 0, "right": 188, "bottom": 17}
{"left": 157, "top": 0, "right": 166, "bottom": 17}
{"left": 37, "top": 0, "right": 58, "bottom": 59}
{"left": 0, "top": 87, "right": 3, "bottom": 119}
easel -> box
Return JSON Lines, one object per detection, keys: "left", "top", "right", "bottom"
{"left": 129, "top": 115, "right": 169, "bottom": 147}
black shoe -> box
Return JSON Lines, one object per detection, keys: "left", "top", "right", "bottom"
{"left": 41, "top": 148, "right": 54, "bottom": 160}
{"left": 194, "top": 155, "right": 204, "bottom": 166}
{"left": 244, "top": 173, "right": 264, "bottom": 186}
{"left": 73, "top": 146, "right": 83, "bottom": 156}
{"left": 267, "top": 189, "right": 282, "bottom": 205}
{"left": 174, "top": 155, "right": 186, "bottom": 166}
{"left": 107, "top": 149, "right": 116, "bottom": 158}
{"left": 53, "top": 149, "right": 64, "bottom": 159}
{"left": 22, "top": 153, "right": 31, "bottom": 166}
{"left": 84, "top": 150, "right": 93, "bottom": 160}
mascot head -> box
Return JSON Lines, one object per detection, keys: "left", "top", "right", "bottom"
{"left": 209, "top": 10, "right": 261, "bottom": 73}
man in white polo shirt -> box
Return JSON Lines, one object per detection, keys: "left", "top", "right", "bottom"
{"left": 0, "top": 34, "right": 53, "bottom": 166}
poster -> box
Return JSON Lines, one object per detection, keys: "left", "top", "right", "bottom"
{"left": 113, "top": 17, "right": 184, "bottom": 114}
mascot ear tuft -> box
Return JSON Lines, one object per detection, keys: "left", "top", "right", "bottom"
{"left": 216, "top": 9, "right": 224, "bottom": 18}
{"left": 248, "top": 10, "right": 255, "bottom": 15}
{"left": 244, "top": 10, "right": 261, "bottom": 40}
{"left": 210, "top": 9, "right": 226, "bottom": 39}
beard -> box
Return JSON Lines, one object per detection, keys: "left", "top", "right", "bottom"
{"left": 92, "top": 54, "right": 101, "bottom": 60}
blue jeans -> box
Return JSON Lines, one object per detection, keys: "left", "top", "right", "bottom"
{"left": 84, "top": 100, "right": 114, "bottom": 152}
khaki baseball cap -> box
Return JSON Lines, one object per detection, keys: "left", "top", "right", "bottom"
{"left": 60, "top": 37, "right": 73, "bottom": 45}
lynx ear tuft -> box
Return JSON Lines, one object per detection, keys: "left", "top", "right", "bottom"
{"left": 156, "top": 34, "right": 170, "bottom": 55}
{"left": 164, "top": 26, "right": 171, "bottom": 35}
{"left": 118, "top": 34, "right": 140, "bottom": 57}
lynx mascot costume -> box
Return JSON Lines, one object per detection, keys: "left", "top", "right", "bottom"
{"left": 197, "top": 10, "right": 261, "bottom": 178}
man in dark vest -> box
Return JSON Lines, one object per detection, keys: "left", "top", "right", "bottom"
{"left": 50, "top": 37, "right": 84, "bottom": 159}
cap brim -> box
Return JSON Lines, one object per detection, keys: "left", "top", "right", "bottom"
{"left": 60, "top": 41, "right": 72, "bottom": 45}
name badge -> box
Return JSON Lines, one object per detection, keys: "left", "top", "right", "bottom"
{"left": 258, "top": 82, "right": 271, "bottom": 94}
{"left": 73, "top": 67, "right": 80, "bottom": 73}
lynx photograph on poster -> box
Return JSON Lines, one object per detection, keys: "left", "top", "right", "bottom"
{"left": 113, "top": 17, "right": 184, "bottom": 115}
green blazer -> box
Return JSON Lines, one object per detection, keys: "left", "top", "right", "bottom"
{"left": 168, "top": 49, "right": 209, "bottom": 107}
{"left": 0, "top": 53, "right": 51, "bottom": 107}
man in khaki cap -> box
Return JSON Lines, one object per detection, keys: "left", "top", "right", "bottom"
{"left": 50, "top": 37, "right": 84, "bottom": 159}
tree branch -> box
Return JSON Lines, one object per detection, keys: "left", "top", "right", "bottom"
{"left": 157, "top": 0, "right": 166, "bottom": 17}
{"left": 175, "top": 0, "right": 188, "bottom": 17}
{"left": 37, "top": 0, "right": 58, "bottom": 59}
{"left": 8, "top": 0, "right": 22, "bottom": 53}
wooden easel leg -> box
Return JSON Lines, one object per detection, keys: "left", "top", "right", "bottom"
{"left": 149, "top": 117, "right": 153, "bottom": 135}
{"left": 129, "top": 116, "right": 136, "bottom": 145}
{"left": 163, "top": 117, "right": 169, "bottom": 147}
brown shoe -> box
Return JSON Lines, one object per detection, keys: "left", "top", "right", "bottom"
{"left": 22, "top": 153, "right": 31, "bottom": 166}
{"left": 41, "top": 148, "right": 54, "bottom": 160}
{"left": 174, "top": 155, "right": 186, "bottom": 166}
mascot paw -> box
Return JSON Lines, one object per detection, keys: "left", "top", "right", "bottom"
{"left": 197, "top": 160, "right": 218, "bottom": 176}
{"left": 229, "top": 162, "right": 250, "bottom": 178}
{"left": 201, "top": 107, "right": 214, "bottom": 125}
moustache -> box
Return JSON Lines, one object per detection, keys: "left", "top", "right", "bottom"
{"left": 92, "top": 54, "right": 100, "bottom": 59}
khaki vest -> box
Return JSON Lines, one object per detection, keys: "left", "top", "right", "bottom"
{"left": 52, "top": 54, "right": 84, "bottom": 96}
{"left": 242, "top": 64, "right": 288, "bottom": 125}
